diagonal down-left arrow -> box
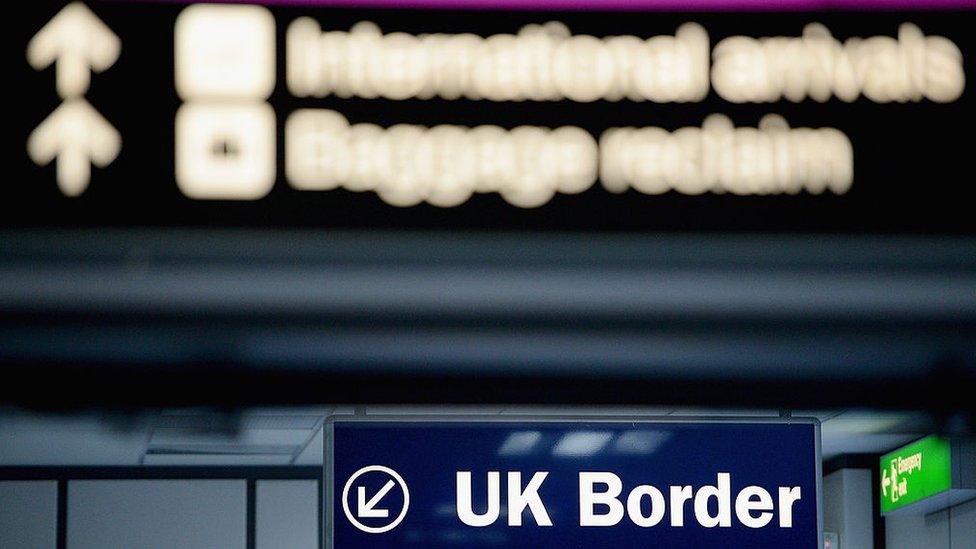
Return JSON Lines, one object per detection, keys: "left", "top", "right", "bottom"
{"left": 358, "top": 480, "right": 396, "bottom": 519}
{"left": 27, "top": 98, "right": 121, "bottom": 197}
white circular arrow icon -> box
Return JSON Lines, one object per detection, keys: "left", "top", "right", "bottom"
{"left": 341, "top": 465, "right": 410, "bottom": 534}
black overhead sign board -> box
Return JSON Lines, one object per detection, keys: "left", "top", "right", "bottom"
{"left": 10, "top": 1, "right": 976, "bottom": 234}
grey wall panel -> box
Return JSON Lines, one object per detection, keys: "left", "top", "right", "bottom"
{"left": 949, "top": 498, "right": 975, "bottom": 549}
{"left": 256, "top": 480, "right": 318, "bottom": 549}
{"left": 885, "top": 498, "right": 975, "bottom": 549}
{"left": 886, "top": 508, "right": 949, "bottom": 548}
{"left": 67, "top": 480, "right": 246, "bottom": 549}
{"left": 0, "top": 481, "right": 58, "bottom": 549}
{"left": 822, "top": 469, "right": 873, "bottom": 549}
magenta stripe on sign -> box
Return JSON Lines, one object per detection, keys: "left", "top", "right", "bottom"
{"left": 148, "top": 0, "right": 976, "bottom": 10}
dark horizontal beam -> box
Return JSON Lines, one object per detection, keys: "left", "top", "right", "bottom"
{"left": 0, "top": 466, "right": 322, "bottom": 481}
{"left": 4, "top": 229, "right": 976, "bottom": 269}
{"left": 2, "top": 230, "right": 975, "bottom": 322}
{"left": 1, "top": 229, "right": 973, "bottom": 411}
{"left": 823, "top": 453, "right": 881, "bottom": 475}
{"left": 2, "top": 362, "right": 974, "bottom": 417}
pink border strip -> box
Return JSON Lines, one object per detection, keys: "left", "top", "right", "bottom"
{"left": 187, "top": 0, "right": 976, "bottom": 10}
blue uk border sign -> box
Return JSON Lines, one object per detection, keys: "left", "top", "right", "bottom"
{"left": 326, "top": 417, "right": 822, "bottom": 548}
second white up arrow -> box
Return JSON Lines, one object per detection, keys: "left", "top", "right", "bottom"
{"left": 27, "top": 2, "right": 121, "bottom": 99}
{"left": 27, "top": 99, "right": 121, "bottom": 197}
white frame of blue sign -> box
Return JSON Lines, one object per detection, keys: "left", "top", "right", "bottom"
{"left": 323, "top": 414, "right": 823, "bottom": 549}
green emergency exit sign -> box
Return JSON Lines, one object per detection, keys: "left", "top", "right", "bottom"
{"left": 879, "top": 436, "right": 952, "bottom": 514}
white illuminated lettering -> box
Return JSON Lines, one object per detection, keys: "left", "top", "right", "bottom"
{"left": 456, "top": 471, "right": 501, "bottom": 527}
{"left": 287, "top": 110, "right": 852, "bottom": 208}
{"left": 287, "top": 20, "right": 709, "bottom": 103}
{"left": 600, "top": 114, "right": 853, "bottom": 198}
{"left": 456, "top": 471, "right": 553, "bottom": 527}
{"left": 507, "top": 472, "right": 553, "bottom": 527}
{"left": 669, "top": 485, "right": 693, "bottom": 527}
{"left": 778, "top": 486, "right": 802, "bottom": 527}
{"left": 168, "top": 8, "right": 965, "bottom": 203}
{"left": 627, "top": 485, "right": 667, "bottom": 527}
{"left": 577, "top": 473, "right": 803, "bottom": 529}
{"left": 735, "top": 486, "right": 775, "bottom": 528}
{"left": 287, "top": 20, "right": 962, "bottom": 105}
{"left": 713, "top": 23, "right": 964, "bottom": 103}
{"left": 579, "top": 472, "right": 625, "bottom": 527}
{"left": 286, "top": 110, "right": 853, "bottom": 207}
{"left": 285, "top": 109, "right": 598, "bottom": 208}
{"left": 693, "top": 472, "right": 733, "bottom": 528}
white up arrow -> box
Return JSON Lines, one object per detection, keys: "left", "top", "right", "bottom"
{"left": 27, "top": 2, "right": 120, "bottom": 99}
{"left": 357, "top": 480, "right": 396, "bottom": 519}
{"left": 27, "top": 99, "right": 121, "bottom": 197}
